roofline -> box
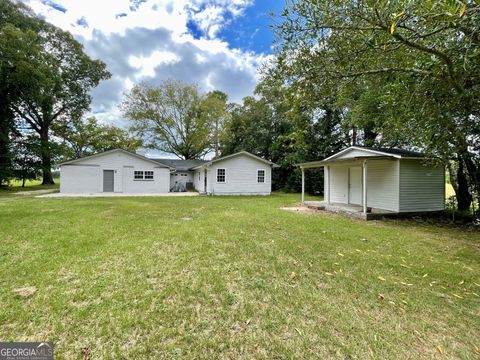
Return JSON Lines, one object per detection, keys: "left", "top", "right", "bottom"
{"left": 59, "top": 149, "right": 172, "bottom": 168}
{"left": 322, "top": 146, "right": 403, "bottom": 162}
{"left": 190, "top": 151, "right": 279, "bottom": 170}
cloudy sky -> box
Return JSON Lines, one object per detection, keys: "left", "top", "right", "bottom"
{"left": 21, "top": 0, "right": 283, "bottom": 127}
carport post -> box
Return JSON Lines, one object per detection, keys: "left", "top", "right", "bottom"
{"left": 301, "top": 167, "right": 305, "bottom": 204}
{"left": 362, "top": 160, "right": 368, "bottom": 214}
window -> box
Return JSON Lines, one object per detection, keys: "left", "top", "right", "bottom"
{"left": 257, "top": 169, "right": 265, "bottom": 183}
{"left": 134, "top": 171, "right": 144, "bottom": 180}
{"left": 134, "top": 170, "right": 154, "bottom": 180}
{"left": 145, "top": 171, "right": 154, "bottom": 180}
{"left": 217, "top": 168, "right": 226, "bottom": 183}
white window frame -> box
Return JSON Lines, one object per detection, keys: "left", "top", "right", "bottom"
{"left": 134, "top": 170, "right": 154, "bottom": 181}
{"left": 257, "top": 169, "right": 265, "bottom": 183}
{"left": 216, "top": 168, "right": 226, "bottom": 183}
{"left": 144, "top": 171, "right": 154, "bottom": 180}
{"left": 134, "top": 171, "right": 144, "bottom": 180}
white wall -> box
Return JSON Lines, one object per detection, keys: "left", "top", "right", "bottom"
{"left": 60, "top": 165, "right": 100, "bottom": 193}
{"left": 399, "top": 160, "right": 445, "bottom": 212}
{"left": 204, "top": 154, "right": 272, "bottom": 195}
{"left": 60, "top": 151, "right": 170, "bottom": 194}
{"left": 366, "top": 160, "right": 399, "bottom": 212}
{"left": 329, "top": 165, "right": 348, "bottom": 203}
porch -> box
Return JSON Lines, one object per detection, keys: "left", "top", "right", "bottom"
{"left": 303, "top": 201, "right": 396, "bottom": 220}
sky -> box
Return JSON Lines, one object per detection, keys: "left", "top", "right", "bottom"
{"left": 20, "top": 0, "right": 285, "bottom": 128}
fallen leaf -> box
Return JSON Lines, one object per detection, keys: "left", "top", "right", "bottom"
{"left": 422, "top": 273, "right": 428, "bottom": 278}
{"left": 355, "top": 249, "right": 361, "bottom": 253}
{"left": 459, "top": 4, "right": 467, "bottom": 17}
{"left": 290, "top": 272, "right": 297, "bottom": 282}
{"left": 459, "top": 280, "right": 464, "bottom": 285}
{"left": 437, "top": 345, "right": 444, "bottom": 354}
{"left": 295, "top": 328, "right": 302, "bottom": 335}
{"left": 378, "top": 294, "right": 385, "bottom": 300}
{"left": 452, "top": 293, "right": 463, "bottom": 299}
{"left": 378, "top": 276, "right": 386, "bottom": 281}
{"left": 246, "top": 319, "right": 251, "bottom": 325}
{"left": 325, "top": 272, "right": 333, "bottom": 276}
{"left": 337, "top": 253, "right": 344, "bottom": 257}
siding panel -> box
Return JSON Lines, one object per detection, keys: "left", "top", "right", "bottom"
{"left": 329, "top": 166, "right": 348, "bottom": 203}
{"left": 366, "top": 160, "right": 399, "bottom": 212}
{"left": 206, "top": 154, "right": 272, "bottom": 195}
{"left": 399, "top": 160, "right": 444, "bottom": 212}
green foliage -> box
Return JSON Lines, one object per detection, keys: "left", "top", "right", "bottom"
{"left": 11, "top": 133, "right": 42, "bottom": 187}
{"left": 54, "top": 117, "right": 142, "bottom": 160}
{"left": 201, "top": 90, "right": 229, "bottom": 157}
{"left": 122, "top": 80, "right": 211, "bottom": 160}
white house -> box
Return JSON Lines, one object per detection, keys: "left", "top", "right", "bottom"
{"left": 191, "top": 151, "right": 277, "bottom": 195}
{"left": 59, "top": 149, "right": 276, "bottom": 195}
{"left": 299, "top": 147, "right": 445, "bottom": 219}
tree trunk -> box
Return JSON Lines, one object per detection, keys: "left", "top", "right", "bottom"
{"left": 22, "top": 176, "right": 26, "bottom": 188}
{"left": 40, "top": 127, "right": 54, "bottom": 185}
{"left": 0, "top": 102, "right": 13, "bottom": 186}
{"left": 455, "top": 161, "right": 473, "bottom": 211}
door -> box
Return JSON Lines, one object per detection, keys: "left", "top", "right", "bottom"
{"left": 103, "top": 170, "right": 114, "bottom": 192}
{"left": 349, "top": 167, "right": 362, "bottom": 205}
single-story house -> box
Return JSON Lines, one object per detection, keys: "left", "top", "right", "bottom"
{"left": 299, "top": 146, "right": 445, "bottom": 219}
{"left": 59, "top": 149, "right": 276, "bottom": 195}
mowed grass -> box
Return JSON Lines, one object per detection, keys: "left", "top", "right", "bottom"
{"left": 0, "top": 193, "right": 478, "bottom": 359}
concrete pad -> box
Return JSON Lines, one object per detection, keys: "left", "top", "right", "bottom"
{"left": 37, "top": 192, "right": 200, "bottom": 198}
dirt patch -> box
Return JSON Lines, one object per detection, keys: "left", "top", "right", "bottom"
{"left": 280, "top": 206, "right": 319, "bottom": 213}
{"left": 13, "top": 286, "right": 37, "bottom": 298}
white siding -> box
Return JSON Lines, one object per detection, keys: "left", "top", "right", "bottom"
{"left": 329, "top": 165, "right": 348, "bottom": 203}
{"left": 335, "top": 149, "right": 383, "bottom": 160}
{"left": 399, "top": 160, "right": 445, "bottom": 212}
{"left": 60, "top": 151, "right": 170, "bottom": 194}
{"left": 366, "top": 160, "right": 399, "bottom": 212}
{"left": 60, "top": 165, "right": 100, "bottom": 193}
{"left": 206, "top": 154, "right": 272, "bottom": 195}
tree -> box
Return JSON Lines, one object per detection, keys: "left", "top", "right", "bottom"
{"left": 54, "top": 117, "right": 142, "bottom": 159}
{"left": 122, "top": 80, "right": 210, "bottom": 159}
{"left": 11, "top": 133, "right": 42, "bottom": 187}
{"left": 0, "top": 0, "right": 43, "bottom": 186}
{"left": 275, "top": 0, "right": 480, "bottom": 210}
{"left": 201, "top": 90, "right": 229, "bottom": 158}
{"left": 2, "top": 0, "right": 111, "bottom": 184}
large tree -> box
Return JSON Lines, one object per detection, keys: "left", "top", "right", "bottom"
{"left": 122, "top": 80, "right": 211, "bottom": 159}
{"left": 54, "top": 117, "right": 142, "bottom": 159}
{"left": 275, "top": 0, "right": 480, "bottom": 210}
{"left": 2, "top": 0, "right": 111, "bottom": 184}
{"left": 0, "top": 0, "right": 42, "bottom": 185}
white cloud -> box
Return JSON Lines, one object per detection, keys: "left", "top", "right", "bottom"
{"left": 20, "top": 0, "right": 266, "bottom": 126}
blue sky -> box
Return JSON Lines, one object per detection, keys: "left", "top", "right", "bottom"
{"left": 22, "top": 0, "right": 284, "bottom": 127}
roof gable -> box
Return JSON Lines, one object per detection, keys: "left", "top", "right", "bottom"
{"left": 191, "top": 151, "right": 277, "bottom": 169}
{"left": 60, "top": 149, "right": 171, "bottom": 168}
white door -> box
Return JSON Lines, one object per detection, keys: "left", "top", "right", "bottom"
{"left": 349, "top": 167, "right": 362, "bottom": 205}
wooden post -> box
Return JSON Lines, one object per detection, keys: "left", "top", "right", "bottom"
{"left": 363, "top": 160, "right": 367, "bottom": 213}
{"left": 326, "top": 166, "right": 330, "bottom": 204}
{"left": 301, "top": 167, "right": 305, "bottom": 204}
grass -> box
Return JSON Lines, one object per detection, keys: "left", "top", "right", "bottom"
{"left": 0, "top": 192, "right": 478, "bottom": 359}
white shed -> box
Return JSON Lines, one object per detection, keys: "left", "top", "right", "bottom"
{"left": 60, "top": 149, "right": 171, "bottom": 194}
{"left": 191, "top": 151, "right": 277, "bottom": 195}
{"left": 299, "top": 147, "right": 445, "bottom": 219}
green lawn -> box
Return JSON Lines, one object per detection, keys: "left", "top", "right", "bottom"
{"left": 0, "top": 193, "right": 478, "bottom": 359}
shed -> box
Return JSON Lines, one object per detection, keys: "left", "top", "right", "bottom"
{"left": 299, "top": 147, "right": 445, "bottom": 219}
